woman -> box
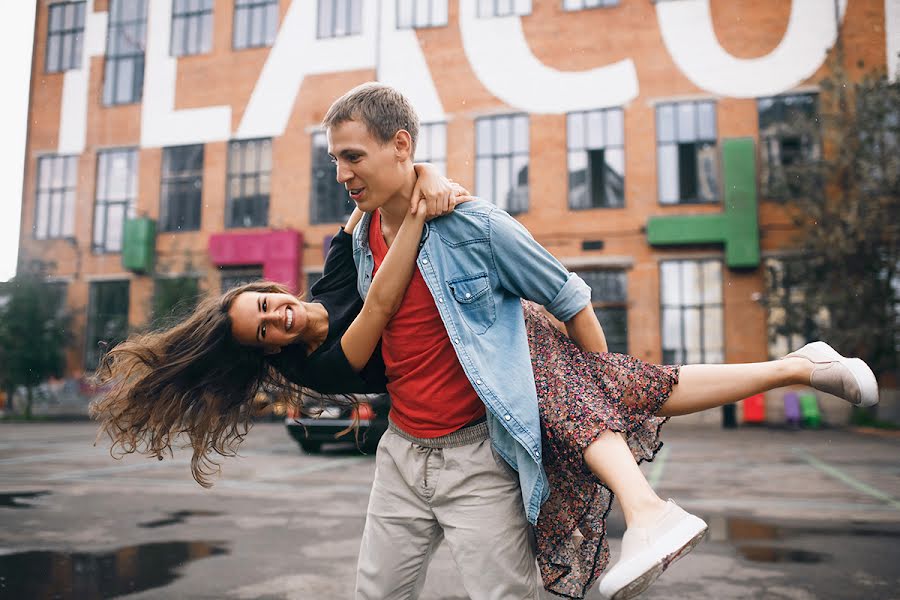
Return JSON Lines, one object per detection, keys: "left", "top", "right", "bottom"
{"left": 92, "top": 169, "right": 878, "bottom": 600}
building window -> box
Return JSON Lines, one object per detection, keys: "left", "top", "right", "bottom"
{"left": 160, "top": 144, "right": 204, "bottom": 232}
{"left": 220, "top": 266, "right": 263, "bottom": 292}
{"left": 103, "top": 0, "right": 148, "bottom": 105}
{"left": 311, "top": 132, "right": 354, "bottom": 224}
{"left": 226, "top": 138, "right": 271, "bottom": 228}
{"left": 233, "top": 0, "right": 278, "bottom": 49}
{"left": 397, "top": 0, "right": 448, "bottom": 29}
{"left": 46, "top": 1, "right": 86, "bottom": 72}
{"left": 317, "top": 0, "right": 362, "bottom": 38}
{"left": 562, "top": 0, "right": 618, "bottom": 9}
{"left": 171, "top": 0, "right": 213, "bottom": 56}
{"left": 757, "top": 94, "right": 820, "bottom": 199}
{"left": 93, "top": 149, "right": 138, "bottom": 253}
{"left": 576, "top": 270, "right": 628, "bottom": 354}
{"left": 567, "top": 108, "right": 625, "bottom": 209}
{"left": 34, "top": 155, "right": 78, "bottom": 240}
{"left": 477, "top": 0, "right": 531, "bottom": 17}
{"left": 764, "top": 257, "right": 820, "bottom": 359}
{"left": 85, "top": 280, "right": 130, "bottom": 370}
{"left": 660, "top": 259, "right": 723, "bottom": 364}
{"left": 656, "top": 101, "right": 718, "bottom": 204}
{"left": 416, "top": 122, "right": 448, "bottom": 175}
{"left": 475, "top": 114, "right": 529, "bottom": 214}
{"left": 306, "top": 270, "right": 324, "bottom": 295}
{"left": 153, "top": 276, "right": 200, "bottom": 325}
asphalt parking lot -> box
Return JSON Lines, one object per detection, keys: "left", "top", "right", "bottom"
{"left": 0, "top": 421, "right": 898, "bottom": 599}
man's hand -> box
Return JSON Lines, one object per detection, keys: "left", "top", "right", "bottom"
{"left": 412, "top": 163, "right": 475, "bottom": 219}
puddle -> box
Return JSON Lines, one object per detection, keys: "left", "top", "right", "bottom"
{"left": 0, "top": 491, "right": 49, "bottom": 508}
{"left": 737, "top": 546, "right": 830, "bottom": 563}
{"left": 138, "top": 510, "right": 223, "bottom": 529}
{"left": 0, "top": 540, "right": 228, "bottom": 599}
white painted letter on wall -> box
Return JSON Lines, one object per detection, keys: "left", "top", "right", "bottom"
{"left": 657, "top": 0, "right": 847, "bottom": 98}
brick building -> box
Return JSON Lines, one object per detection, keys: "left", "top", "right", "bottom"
{"left": 16, "top": 0, "right": 898, "bottom": 409}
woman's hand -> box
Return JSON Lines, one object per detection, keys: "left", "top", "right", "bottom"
{"left": 412, "top": 163, "right": 476, "bottom": 219}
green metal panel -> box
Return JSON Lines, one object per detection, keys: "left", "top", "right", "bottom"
{"left": 646, "top": 137, "right": 760, "bottom": 268}
{"left": 122, "top": 217, "right": 156, "bottom": 273}
{"left": 722, "top": 137, "right": 760, "bottom": 268}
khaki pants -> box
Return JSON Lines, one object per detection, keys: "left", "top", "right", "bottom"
{"left": 355, "top": 426, "right": 540, "bottom": 600}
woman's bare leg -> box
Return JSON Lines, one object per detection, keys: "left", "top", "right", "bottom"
{"left": 583, "top": 430, "right": 669, "bottom": 528}
{"left": 657, "top": 358, "right": 812, "bottom": 417}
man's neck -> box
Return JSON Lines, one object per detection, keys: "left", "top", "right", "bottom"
{"left": 377, "top": 169, "right": 416, "bottom": 245}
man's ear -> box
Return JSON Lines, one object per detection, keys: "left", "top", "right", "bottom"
{"left": 394, "top": 129, "right": 412, "bottom": 161}
{"left": 263, "top": 345, "right": 282, "bottom": 356}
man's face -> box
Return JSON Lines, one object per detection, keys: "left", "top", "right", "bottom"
{"left": 326, "top": 119, "right": 407, "bottom": 213}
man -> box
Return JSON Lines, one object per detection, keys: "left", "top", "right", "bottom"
{"left": 324, "top": 83, "right": 606, "bottom": 599}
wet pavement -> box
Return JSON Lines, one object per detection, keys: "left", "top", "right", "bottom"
{"left": 0, "top": 422, "right": 898, "bottom": 599}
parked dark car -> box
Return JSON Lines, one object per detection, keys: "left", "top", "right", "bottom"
{"left": 285, "top": 393, "right": 390, "bottom": 454}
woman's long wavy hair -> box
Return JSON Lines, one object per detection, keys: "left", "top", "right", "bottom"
{"left": 90, "top": 280, "right": 352, "bottom": 486}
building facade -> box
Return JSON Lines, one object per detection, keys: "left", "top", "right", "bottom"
{"left": 17, "top": 0, "right": 898, "bottom": 399}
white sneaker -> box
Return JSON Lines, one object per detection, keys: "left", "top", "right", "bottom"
{"left": 597, "top": 500, "right": 707, "bottom": 600}
{"left": 784, "top": 341, "right": 879, "bottom": 407}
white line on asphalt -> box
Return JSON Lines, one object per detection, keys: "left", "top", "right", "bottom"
{"left": 792, "top": 447, "right": 900, "bottom": 511}
{"left": 46, "top": 458, "right": 191, "bottom": 480}
{"left": 648, "top": 445, "right": 670, "bottom": 488}
{"left": 0, "top": 448, "right": 107, "bottom": 466}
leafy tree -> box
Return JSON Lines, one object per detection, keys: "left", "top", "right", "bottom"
{"left": 764, "top": 54, "right": 899, "bottom": 381}
{"left": 0, "top": 263, "right": 72, "bottom": 418}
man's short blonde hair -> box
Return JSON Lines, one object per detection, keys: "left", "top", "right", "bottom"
{"left": 322, "top": 82, "right": 419, "bottom": 155}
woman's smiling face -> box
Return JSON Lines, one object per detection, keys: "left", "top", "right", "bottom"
{"left": 227, "top": 291, "right": 309, "bottom": 353}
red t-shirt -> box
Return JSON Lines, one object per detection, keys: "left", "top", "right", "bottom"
{"left": 369, "top": 210, "right": 485, "bottom": 437}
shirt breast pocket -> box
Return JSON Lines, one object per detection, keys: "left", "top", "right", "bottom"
{"left": 448, "top": 272, "right": 496, "bottom": 334}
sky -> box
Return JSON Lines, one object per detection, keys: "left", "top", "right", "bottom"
{"left": 0, "top": 3, "right": 37, "bottom": 282}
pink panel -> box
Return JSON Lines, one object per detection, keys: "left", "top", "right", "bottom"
{"left": 208, "top": 230, "right": 303, "bottom": 293}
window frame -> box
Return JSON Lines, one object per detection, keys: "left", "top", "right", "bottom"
{"left": 396, "top": 0, "right": 449, "bottom": 29}
{"left": 757, "top": 93, "right": 821, "bottom": 200}
{"left": 170, "top": 0, "right": 214, "bottom": 56}
{"left": 310, "top": 131, "right": 354, "bottom": 225}
{"left": 562, "top": 0, "right": 618, "bottom": 11}
{"left": 567, "top": 107, "right": 625, "bottom": 210}
{"left": 655, "top": 100, "right": 719, "bottom": 205}
{"left": 34, "top": 154, "right": 79, "bottom": 240}
{"left": 416, "top": 122, "right": 448, "bottom": 175}
{"left": 576, "top": 269, "right": 629, "bottom": 354}
{"left": 316, "top": 0, "right": 363, "bottom": 39}
{"left": 152, "top": 275, "right": 201, "bottom": 325}
{"left": 476, "top": 0, "right": 532, "bottom": 17}
{"left": 46, "top": 1, "right": 86, "bottom": 73}
{"left": 93, "top": 148, "right": 138, "bottom": 254}
{"left": 103, "top": 0, "right": 148, "bottom": 106}
{"left": 475, "top": 113, "right": 530, "bottom": 214}
{"left": 220, "top": 265, "right": 264, "bottom": 292}
{"left": 659, "top": 259, "right": 724, "bottom": 365}
{"left": 84, "top": 279, "right": 130, "bottom": 370}
{"left": 232, "top": 0, "right": 279, "bottom": 50}
{"left": 225, "top": 138, "right": 272, "bottom": 229}
{"left": 160, "top": 144, "right": 204, "bottom": 233}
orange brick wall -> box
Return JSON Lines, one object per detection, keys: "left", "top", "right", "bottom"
{"left": 19, "top": 0, "right": 891, "bottom": 376}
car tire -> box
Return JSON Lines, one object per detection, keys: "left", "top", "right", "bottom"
{"left": 299, "top": 440, "right": 323, "bottom": 454}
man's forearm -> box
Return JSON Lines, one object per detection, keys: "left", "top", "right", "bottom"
{"left": 565, "top": 305, "right": 608, "bottom": 353}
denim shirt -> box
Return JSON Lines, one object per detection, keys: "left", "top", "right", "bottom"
{"left": 352, "top": 199, "right": 591, "bottom": 525}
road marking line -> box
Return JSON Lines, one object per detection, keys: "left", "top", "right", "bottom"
{"left": 44, "top": 455, "right": 367, "bottom": 481}
{"left": 46, "top": 458, "right": 191, "bottom": 480}
{"left": 0, "top": 448, "right": 106, "bottom": 466}
{"left": 648, "top": 445, "right": 670, "bottom": 488}
{"left": 793, "top": 447, "right": 900, "bottom": 511}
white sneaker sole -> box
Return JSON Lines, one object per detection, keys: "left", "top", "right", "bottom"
{"left": 806, "top": 342, "right": 879, "bottom": 407}
{"left": 602, "top": 515, "right": 708, "bottom": 600}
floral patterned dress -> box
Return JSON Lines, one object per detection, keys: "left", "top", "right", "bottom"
{"left": 522, "top": 301, "right": 680, "bottom": 599}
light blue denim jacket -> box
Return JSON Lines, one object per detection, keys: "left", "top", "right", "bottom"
{"left": 352, "top": 199, "right": 591, "bottom": 525}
